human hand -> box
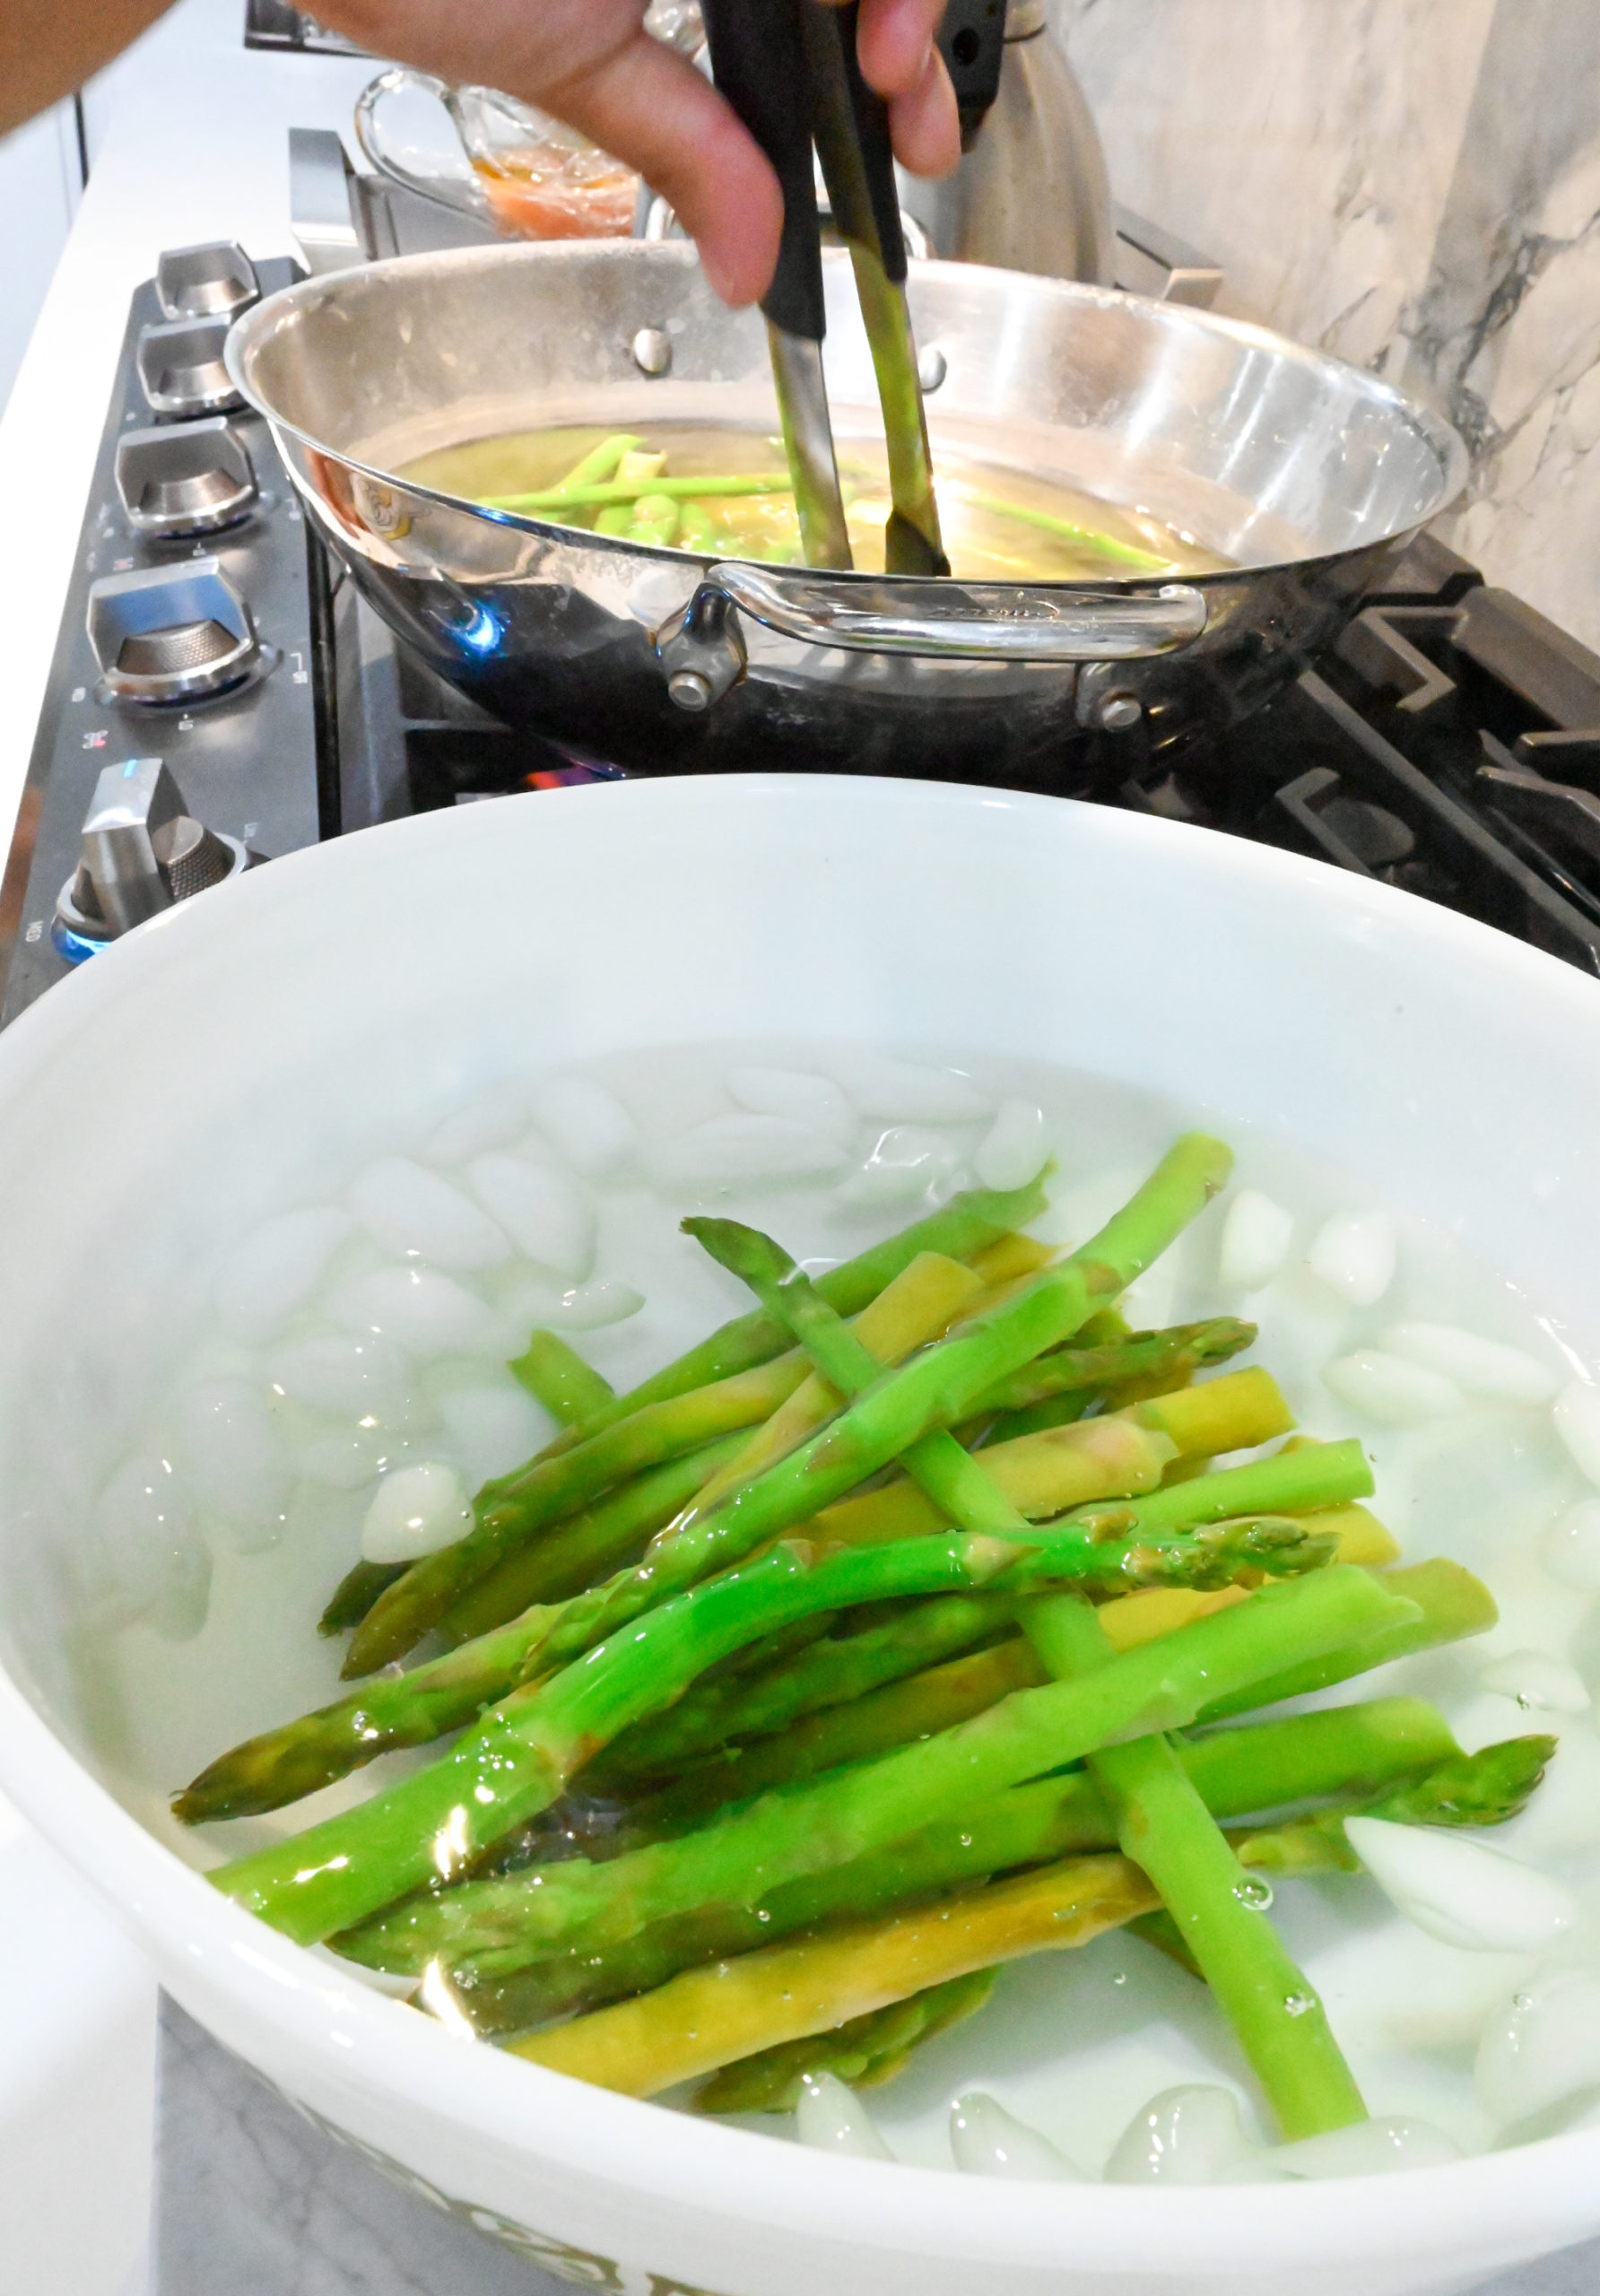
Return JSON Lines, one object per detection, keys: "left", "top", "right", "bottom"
{"left": 315, "top": 0, "right": 959, "bottom": 306}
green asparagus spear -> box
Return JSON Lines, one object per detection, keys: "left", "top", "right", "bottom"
{"left": 1028, "top": 1595, "right": 1366, "bottom": 2141}
{"left": 549, "top": 434, "right": 643, "bottom": 491}
{"left": 331, "top": 1566, "right": 1419, "bottom": 1979}
{"left": 317, "top": 1560, "right": 404, "bottom": 1639}
{"left": 343, "top": 1351, "right": 814, "bottom": 1673}
{"left": 595, "top": 1590, "right": 1022, "bottom": 1780}
{"left": 509, "top": 1135, "right": 1233, "bottom": 1677}
{"left": 509, "top": 1735, "right": 1546, "bottom": 2094}
{"left": 968, "top": 1318, "right": 1257, "bottom": 1419}
{"left": 436, "top": 1698, "right": 1464, "bottom": 2032}
{"left": 435, "top": 1434, "right": 751, "bottom": 1649}
{"left": 1239, "top": 1734, "right": 1556, "bottom": 1875}
{"left": 949, "top": 482, "right": 1170, "bottom": 570}
{"left": 509, "top": 1332, "right": 615, "bottom": 1427}
{"left": 622, "top": 1638, "right": 1051, "bottom": 1836}
{"left": 348, "top": 1179, "right": 1051, "bottom": 1674}
{"left": 1198, "top": 1557, "right": 1496, "bottom": 1721}
{"left": 509, "top": 1851, "right": 1155, "bottom": 2094}
{"left": 481, "top": 474, "right": 797, "bottom": 513}
{"left": 199, "top": 1496, "right": 1324, "bottom": 1840}
{"left": 694, "top": 1969, "right": 997, "bottom": 2112}
{"left": 551, "top": 1176, "right": 1053, "bottom": 1445}
{"left": 627, "top": 494, "right": 681, "bottom": 547}
{"left": 692, "top": 1210, "right": 1365, "bottom": 2138}
{"left": 178, "top": 1602, "right": 558, "bottom": 1826}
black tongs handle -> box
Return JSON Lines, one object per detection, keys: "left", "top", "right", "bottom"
{"left": 804, "top": 0, "right": 908, "bottom": 285}
{"left": 699, "top": 0, "right": 826, "bottom": 343}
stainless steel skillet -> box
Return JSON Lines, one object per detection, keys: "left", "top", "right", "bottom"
{"left": 226, "top": 240, "right": 1466, "bottom": 786}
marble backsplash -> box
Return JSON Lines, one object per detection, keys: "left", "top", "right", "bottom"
{"left": 1057, "top": 0, "right": 1600, "bottom": 656}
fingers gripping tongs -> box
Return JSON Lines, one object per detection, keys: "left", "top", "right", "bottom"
{"left": 700, "top": 0, "right": 949, "bottom": 577}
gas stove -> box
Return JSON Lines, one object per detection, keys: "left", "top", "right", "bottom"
{"left": 5, "top": 230, "right": 1600, "bottom": 1034}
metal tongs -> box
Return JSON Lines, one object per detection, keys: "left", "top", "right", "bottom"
{"left": 700, "top": 0, "right": 949, "bottom": 576}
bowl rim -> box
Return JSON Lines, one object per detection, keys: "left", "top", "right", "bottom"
{"left": 0, "top": 771, "right": 1596, "bottom": 2276}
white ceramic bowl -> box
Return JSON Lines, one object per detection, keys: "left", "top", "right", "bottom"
{"left": 0, "top": 774, "right": 1597, "bottom": 2296}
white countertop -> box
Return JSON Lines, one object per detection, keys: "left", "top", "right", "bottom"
{"left": 0, "top": 14, "right": 381, "bottom": 2288}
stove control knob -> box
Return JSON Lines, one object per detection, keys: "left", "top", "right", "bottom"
{"left": 154, "top": 240, "right": 259, "bottom": 324}
{"left": 87, "top": 558, "right": 264, "bottom": 705}
{"left": 55, "top": 758, "right": 253, "bottom": 949}
{"left": 115, "top": 417, "right": 257, "bottom": 539}
{"left": 136, "top": 314, "right": 241, "bottom": 419}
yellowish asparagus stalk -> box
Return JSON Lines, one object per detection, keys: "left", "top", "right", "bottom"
{"left": 509, "top": 1852, "right": 1154, "bottom": 2095}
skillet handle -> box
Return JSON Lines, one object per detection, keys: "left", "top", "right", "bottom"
{"left": 704, "top": 562, "right": 1209, "bottom": 662}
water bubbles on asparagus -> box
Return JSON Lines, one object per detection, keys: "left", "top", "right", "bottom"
{"left": 1283, "top": 1992, "right": 1314, "bottom": 2018}
{"left": 1233, "top": 1875, "right": 1275, "bottom": 1909}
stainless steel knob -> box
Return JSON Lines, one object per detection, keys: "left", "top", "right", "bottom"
{"left": 115, "top": 418, "right": 258, "bottom": 539}
{"left": 136, "top": 315, "right": 242, "bottom": 419}
{"left": 155, "top": 241, "right": 260, "bottom": 323}
{"left": 55, "top": 758, "right": 253, "bottom": 948}
{"left": 87, "top": 559, "right": 263, "bottom": 705}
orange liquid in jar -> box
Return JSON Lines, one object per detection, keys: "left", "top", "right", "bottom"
{"left": 474, "top": 145, "right": 637, "bottom": 239}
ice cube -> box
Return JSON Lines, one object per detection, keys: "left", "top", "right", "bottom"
{"left": 1103, "top": 2085, "right": 1283, "bottom": 2184}
{"left": 1476, "top": 1963, "right": 1600, "bottom": 2128}
{"left": 654, "top": 1115, "right": 848, "bottom": 1188}
{"left": 213, "top": 1205, "right": 352, "bottom": 1344}
{"left": 1322, "top": 1349, "right": 1464, "bottom": 1424}
{"left": 829, "top": 1053, "right": 991, "bottom": 1122}
{"left": 1218, "top": 1188, "right": 1294, "bottom": 1292}
{"left": 973, "top": 1100, "right": 1049, "bottom": 1192}
{"left": 1267, "top": 2118, "right": 1463, "bottom": 2178}
{"left": 1553, "top": 1381, "right": 1600, "bottom": 1484}
{"left": 529, "top": 1074, "right": 638, "bottom": 1175}
{"left": 467, "top": 1153, "right": 596, "bottom": 1280}
{"left": 348, "top": 1156, "right": 509, "bottom": 1269}
{"left": 1307, "top": 1210, "right": 1397, "bottom": 1305}
{"left": 949, "top": 2092, "right": 1083, "bottom": 2181}
{"left": 268, "top": 1332, "right": 409, "bottom": 1420}
{"left": 422, "top": 1089, "right": 527, "bottom": 1166}
{"left": 327, "top": 1265, "right": 511, "bottom": 1355}
{"left": 839, "top": 1125, "right": 962, "bottom": 1207}
{"left": 434, "top": 1382, "right": 549, "bottom": 1485}
{"left": 794, "top": 2072, "right": 894, "bottom": 2161}
{"left": 1544, "top": 1495, "right": 1600, "bottom": 1588}
{"left": 87, "top": 1455, "right": 213, "bottom": 1639}
{"left": 1345, "top": 1815, "right": 1577, "bottom": 1952}
{"left": 361, "top": 1460, "right": 473, "bottom": 1563}
{"left": 1382, "top": 1320, "right": 1560, "bottom": 1404}
{"left": 726, "top": 1065, "right": 856, "bottom": 1144}
{"left": 176, "top": 1377, "right": 293, "bottom": 1523}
